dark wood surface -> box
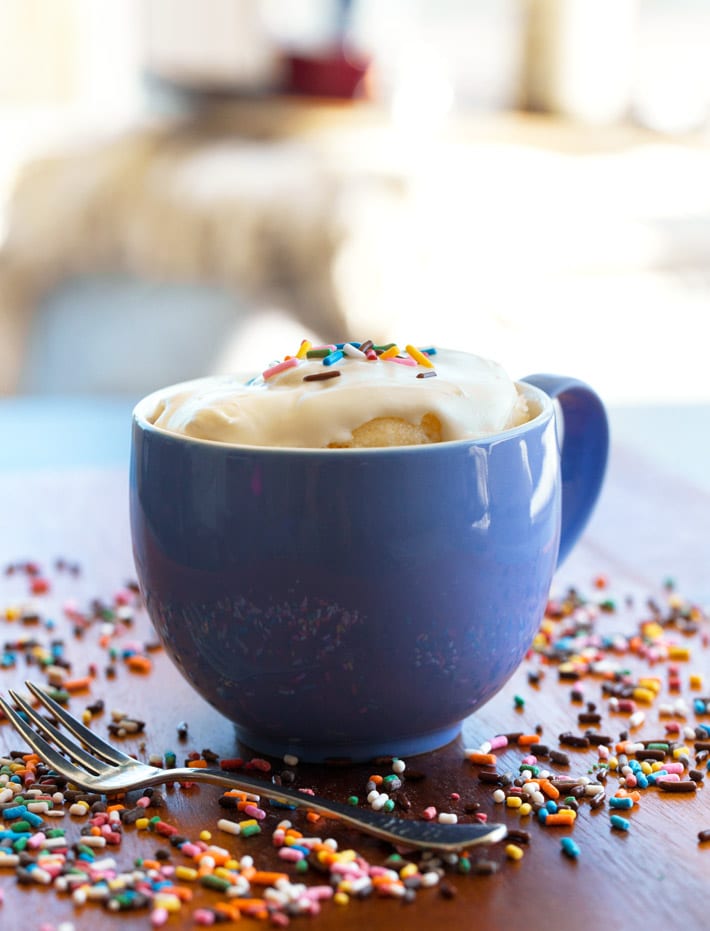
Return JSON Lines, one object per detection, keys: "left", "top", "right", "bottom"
{"left": 1, "top": 418, "right": 709, "bottom": 930}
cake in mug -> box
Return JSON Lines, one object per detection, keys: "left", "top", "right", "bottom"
{"left": 149, "top": 341, "right": 530, "bottom": 449}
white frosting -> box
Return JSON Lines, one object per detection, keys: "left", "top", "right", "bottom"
{"left": 148, "top": 347, "right": 529, "bottom": 448}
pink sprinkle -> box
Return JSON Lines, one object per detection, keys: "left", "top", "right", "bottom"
{"left": 194, "top": 909, "right": 216, "bottom": 925}
{"left": 263, "top": 358, "right": 299, "bottom": 380}
{"left": 489, "top": 735, "right": 508, "bottom": 750}
{"left": 243, "top": 803, "right": 266, "bottom": 820}
{"left": 625, "top": 774, "right": 637, "bottom": 788}
{"left": 28, "top": 832, "right": 46, "bottom": 849}
{"left": 657, "top": 773, "right": 681, "bottom": 783}
{"left": 278, "top": 847, "right": 304, "bottom": 861}
{"left": 422, "top": 806, "right": 437, "bottom": 821}
{"left": 386, "top": 356, "right": 417, "bottom": 366}
{"left": 114, "top": 588, "right": 134, "bottom": 606}
{"left": 450, "top": 792, "right": 460, "bottom": 801}
{"left": 475, "top": 812, "right": 488, "bottom": 823}
{"left": 179, "top": 842, "right": 201, "bottom": 857}
{"left": 307, "top": 886, "right": 334, "bottom": 901}
{"left": 136, "top": 796, "right": 151, "bottom": 808}
{"left": 522, "top": 755, "right": 537, "bottom": 765}
{"left": 661, "top": 762, "right": 684, "bottom": 775}
{"left": 151, "top": 906, "right": 169, "bottom": 927}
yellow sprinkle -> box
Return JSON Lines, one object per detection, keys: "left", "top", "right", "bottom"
{"left": 673, "top": 746, "right": 691, "bottom": 759}
{"left": 405, "top": 344, "right": 434, "bottom": 368}
{"left": 637, "top": 677, "right": 661, "bottom": 693}
{"left": 506, "top": 796, "right": 522, "bottom": 809}
{"left": 668, "top": 646, "right": 690, "bottom": 661}
{"left": 505, "top": 844, "right": 524, "bottom": 861}
{"left": 81, "top": 709, "right": 92, "bottom": 724}
{"left": 608, "top": 757, "right": 619, "bottom": 770}
{"left": 296, "top": 339, "right": 311, "bottom": 359}
{"left": 640, "top": 761, "right": 653, "bottom": 775}
{"left": 175, "top": 866, "right": 198, "bottom": 881}
{"left": 379, "top": 345, "right": 400, "bottom": 360}
{"left": 135, "top": 817, "right": 150, "bottom": 831}
{"left": 690, "top": 673, "right": 703, "bottom": 690}
{"left": 153, "top": 894, "right": 182, "bottom": 913}
{"left": 651, "top": 762, "right": 664, "bottom": 772}
{"left": 519, "top": 802, "right": 532, "bottom": 817}
{"left": 199, "top": 830, "right": 212, "bottom": 841}
{"left": 633, "top": 687, "right": 656, "bottom": 704}
{"left": 4, "top": 606, "right": 20, "bottom": 621}
{"left": 225, "top": 859, "right": 239, "bottom": 870}
{"left": 334, "top": 892, "right": 350, "bottom": 906}
{"left": 400, "top": 863, "right": 418, "bottom": 879}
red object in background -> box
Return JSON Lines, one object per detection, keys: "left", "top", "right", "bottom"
{"left": 283, "top": 48, "right": 370, "bottom": 99}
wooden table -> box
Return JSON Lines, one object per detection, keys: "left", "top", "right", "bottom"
{"left": 1, "top": 399, "right": 709, "bottom": 930}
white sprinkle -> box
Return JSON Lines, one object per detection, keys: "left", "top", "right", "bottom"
{"left": 438, "top": 812, "right": 457, "bottom": 824}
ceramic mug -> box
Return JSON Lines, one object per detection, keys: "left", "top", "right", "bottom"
{"left": 130, "top": 374, "right": 608, "bottom": 761}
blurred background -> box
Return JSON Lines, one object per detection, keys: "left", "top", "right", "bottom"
{"left": 1, "top": 0, "right": 709, "bottom": 421}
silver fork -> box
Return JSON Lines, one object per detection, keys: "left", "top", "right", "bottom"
{"left": 0, "top": 682, "right": 506, "bottom": 853}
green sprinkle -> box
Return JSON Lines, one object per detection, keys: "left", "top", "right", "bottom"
{"left": 306, "top": 349, "right": 330, "bottom": 358}
{"left": 11, "top": 820, "right": 31, "bottom": 832}
{"left": 383, "top": 799, "right": 395, "bottom": 812}
{"left": 295, "top": 859, "right": 309, "bottom": 873}
{"left": 240, "top": 823, "right": 261, "bottom": 838}
{"left": 201, "top": 874, "right": 231, "bottom": 892}
{"left": 457, "top": 856, "right": 472, "bottom": 874}
{"left": 514, "top": 695, "right": 525, "bottom": 708}
{"left": 347, "top": 796, "right": 359, "bottom": 806}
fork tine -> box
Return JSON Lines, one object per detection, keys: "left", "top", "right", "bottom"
{"left": 0, "top": 695, "right": 86, "bottom": 786}
{"left": 8, "top": 689, "right": 111, "bottom": 776}
{"left": 25, "top": 681, "right": 132, "bottom": 767}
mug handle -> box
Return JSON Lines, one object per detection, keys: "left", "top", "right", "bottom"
{"left": 521, "top": 374, "right": 609, "bottom": 566}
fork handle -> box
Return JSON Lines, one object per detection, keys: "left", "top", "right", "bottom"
{"left": 160, "top": 767, "right": 506, "bottom": 852}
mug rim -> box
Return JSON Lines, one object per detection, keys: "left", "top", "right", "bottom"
{"left": 132, "top": 376, "right": 554, "bottom": 455}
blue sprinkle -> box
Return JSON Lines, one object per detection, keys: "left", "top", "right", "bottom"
{"left": 610, "top": 814, "right": 630, "bottom": 831}
{"left": 323, "top": 349, "right": 344, "bottom": 367}
{"left": 561, "top": 837, "right": 580, "bottom": 859}
{"left": 609, "top": 796, "right": 633, "bottom": 810}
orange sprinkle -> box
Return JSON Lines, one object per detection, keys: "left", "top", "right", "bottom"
{"left": 126, "top": 655, "right": 153, "bottom": 673}
{"left": 538, "top": 779, "right": 560, "bottom": 800}
{"left": 213, "top": 902, "right": 241, "bottom": 921}
{"left": 63, "top": 676, "right": 93, "bottom": 692}
{"left": 544, "top": 810, "right": 576, "bottom": 826}
{"left": 517, "top": 734, "right": 542, "bottom": 746}
{"left": 467, "top": 752, "right": 497, "bottom": 766}
{"left": 187, "top": 759, "right": 208, "bottom": 769}
{"left": 306, "top": 811, "right": 321, "bottom": 823}
{"left": 249, "top": 871, "right": 289, "bottom": 886}
{"left": 107, "top": 803, "right": 126, "bottom": 812}
{"left": 229, "top": 897, "right": 268, "bottom": 911}
{"left": 368, "top": 774, "right": 383, "bottom": 785}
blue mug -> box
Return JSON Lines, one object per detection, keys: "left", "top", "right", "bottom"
{"left": 130, "top": 374, "right": 608, "bottom": 761}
